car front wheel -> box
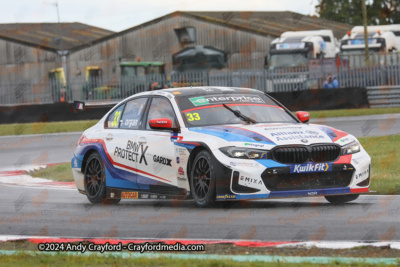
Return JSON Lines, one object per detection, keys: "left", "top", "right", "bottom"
{"left": 325, "top": 194, "right": 359, "bottom": 205}
{"left": 190, "top": 150, "right": 216, "bottom": 208}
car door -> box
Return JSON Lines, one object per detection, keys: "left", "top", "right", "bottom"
{"left": 135, "top": 96, "right": 180, "bottom": 191}
{"left": 102, "top": 97, "right": 149, "bottom": 190}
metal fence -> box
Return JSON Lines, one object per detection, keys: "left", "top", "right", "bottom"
{"left": 366, "top": 86, "right": 400, "bottom": 108}
{"left": 1, "top": 52, "right": 400, "bottom": 106}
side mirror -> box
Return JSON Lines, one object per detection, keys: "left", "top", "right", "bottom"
{"left": 296, "top": 111, "right": 310, "bottom": 123}
{"left": 149, "top": 118, "right": 173, "bottom": 129}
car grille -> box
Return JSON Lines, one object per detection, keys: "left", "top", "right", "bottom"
{"left": 261, "top": 165, "right": 353, "bottom": 191}
{"left": 272, "top": 144, "right": 341, "bottom": 164}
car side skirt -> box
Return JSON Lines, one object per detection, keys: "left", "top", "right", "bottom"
{"left": 105, "top": 187, "right": 188, "bottom": 200}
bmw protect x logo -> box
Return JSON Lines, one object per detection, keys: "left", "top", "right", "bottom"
{"left": 301, "top": 139, "right": 308, "bottom": 143}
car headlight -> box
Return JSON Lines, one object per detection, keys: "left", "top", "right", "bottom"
{"left": 341, "top": 141, "right": 361, "bottom": 155}
{"left": 219, "top": 147, "right": 270, "bottom": 159}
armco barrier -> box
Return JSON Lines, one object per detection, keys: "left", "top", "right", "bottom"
{"left": 0, "top": 87, "right": 369, "bottom": 124}
{"left": 366, "top": 86, "right": 400, "bottom": 108}
{"left": 269, "top": 87, "right": 369, "bottom": 111}
{"left": 0, "top": 102, "right": 112, "bottom": 124}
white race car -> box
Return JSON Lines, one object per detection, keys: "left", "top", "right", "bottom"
{"left": 71, "top": 87, "right": 371, "bottom": 207}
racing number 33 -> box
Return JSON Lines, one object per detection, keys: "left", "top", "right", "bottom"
{"left": 112, "top": 111, "right": 122, "bottom": 127}
{"left": 186, "top": 113, "right": 200, "bottom": 121}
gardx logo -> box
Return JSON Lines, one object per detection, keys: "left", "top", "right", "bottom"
{"left": 153, "top": 155, "right": 172, "bottom": 166}
{"left": 291, "top": 163, "right": 332, "bottom": 173}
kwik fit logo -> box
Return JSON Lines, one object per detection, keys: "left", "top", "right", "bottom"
{"left": 291, "top": 163, "right": 332, "bottom": 173}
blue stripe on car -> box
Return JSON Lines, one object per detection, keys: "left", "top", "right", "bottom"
{"left": 189, "top": 126, "right": 275, "bottom": 144}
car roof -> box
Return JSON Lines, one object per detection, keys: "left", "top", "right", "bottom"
{"left": 121, "top": 87, "right": 266, "bottom": 103}
{"left": 161, "top": 86, "right": 263, "bottom": 97}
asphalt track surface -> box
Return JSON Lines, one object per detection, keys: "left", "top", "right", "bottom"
{"left": 0, "top": 184, "right": 399, "bottom": 241}
{"left": 0, "top": 113, "right": 399, "bottom": 241}
{"left": 0, "top": 113, "right": 399, "bottom": 170}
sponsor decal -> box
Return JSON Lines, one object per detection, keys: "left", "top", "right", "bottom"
{"left": 189, "top": 95, "right": 265, "bottom": 106}
{"left": 291, "top": 163, "right": 332, "bottom": 173}
{"left": 270, "top": 131, "right": 325, "bottom": 142}
{"left": 172, "top": 92, "right": 181, "bottom": 95}
{"left": 240, "top": 175, "right": 263, "bottom": 186}
{"left": 189, "top": 96, "right": 209, "bottom": 106}
{"left": 178, "top": 166, "right": 185, "bottom": 175}
{"left": 308, "top": 192, "right": 318, "bottom": 196}
{"left": 339, "top": 136, "right": 353, "bottom": 143}
{"left": 301, "top": 139, "right": 308, "bottom": 143}
{"left": 123, "top": 119, "right": 138, "bottom": 128}
{"left": 73, "top": 159, "right": 78, "bottom": 168}
{"left": 243, "top": 142, "right": 265, "bottom": 148}
{"left": 176, "top": 157, "right": 180, "bottom": 164}
{"left": 216, "top": 194, "right": 237, "bottom": 200}
{"left": 229, "top": 162, "right": 257, "bottom": 167}
{"left": 153, "top": 155, "right": 172, "bottom": 166}
{"left": 175, "top": 147, "right": 187, "bottom": 155}
{"left": 140, "top": 193, "right": 149, "bottom": 199}
{"left": 178, "top": 177, "right": 186, "bottom": 181}
{"left": 121, "top": 192, "right": 138, "bottom": 199}
{"left": 114, "top": 140, "right": 148, "bottom": 165}
{"left": 355, "top": 166, "right": 370, "bottom": 180}
{"left": 150, "top": 195, "right": 158, "bottom": 199}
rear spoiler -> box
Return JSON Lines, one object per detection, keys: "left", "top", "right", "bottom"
{"left": 73, "top": 100, "right": 120, "bottom": 111}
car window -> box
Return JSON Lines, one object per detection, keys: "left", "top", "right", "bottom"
{"left": 107, "top": 104, "right": 125, "bottom": 128}
{"left": 146, "top": 97, "right": 177, "bottom": 129}
{"left": 120, "top": 98, "right": 148, "bottom": 129}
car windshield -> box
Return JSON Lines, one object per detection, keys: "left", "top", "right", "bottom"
{"left": 341, "top": 48, "right": 381, "bottom": 56}
{"left": 176, "top": 93, "right": 297, "bottom": 127}
{"left": 269, "top": 53, "right": 309, "bottom": 69}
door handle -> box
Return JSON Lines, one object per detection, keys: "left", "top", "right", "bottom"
{"left": 138, "top": 137, "right": 147, "bottom": 144}
{"left": 105, "top": 134, "right": 113, "bottom": 141}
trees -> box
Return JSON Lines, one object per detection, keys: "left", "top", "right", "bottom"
{"left": 316, "top": 0, "right": 400, "bottom": 25}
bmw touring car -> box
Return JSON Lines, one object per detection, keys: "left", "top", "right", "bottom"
{"left": 71, "top": 87, "right": 371, "bottom": 207}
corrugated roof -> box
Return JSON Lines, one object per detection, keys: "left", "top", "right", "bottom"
{"left": 73, "top": 11, "right": 351, "bottom": 52}
{"left": 0, "top": 23, "right": 114, "bottom": 51}
{"left": 185, "top": 11, "right": 351, "bottom": 39}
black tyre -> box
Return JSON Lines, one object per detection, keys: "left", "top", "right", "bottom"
{"left": 325, "top": 194, "right": 359, "bottom": 205}
{"left": 189, "top": 150, "right": 216, "bottom": 208}
{"left": 84, "top": 152, "right": 120, "bottom": 205}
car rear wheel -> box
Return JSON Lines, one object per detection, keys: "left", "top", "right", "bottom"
{"left": 190, "top": 150, "right": 216, "bottom": 208}
{"left": 325, "top": 194, "right": 359, "bottom": 205}
{"left": 84, "top": 152, "right": 120, "bottom": 205}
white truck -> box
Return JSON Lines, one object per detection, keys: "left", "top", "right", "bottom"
{"left": 340, "top": 24, "right": 400, "bottom": 55}
{"left": 266, "top": 30, "right": 338, "bottom": 70}
{"left": 265, "top": 30, "right": 338, "bottom": 91}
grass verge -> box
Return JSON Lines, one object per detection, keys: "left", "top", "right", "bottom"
{"left": 0, "top": 107, "right": 399, "bottom": 137}
{"left": 358, "top": 135, "right": 400, "bottom": 195}
{"left": 29, "top": 163, "right": 72, "bottom": 182}
{"left": 0, "top": 120, "right": 97, "bottom": 136}
{"left": 0, "top": 251, "right": 397, "bottom": 267}
{"left": 29, "top": 135, "right": 400, "bottom": 195}
{"left": 306, "top": 107, "right": 400, "bottom": 119}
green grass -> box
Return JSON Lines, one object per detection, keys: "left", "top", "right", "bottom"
{"left": 306, "top": 107, "right": 400, "bottom": 119}
{"left": 0, "top": 107, "right": 399, "bottom": 137}
{"left": 29, "top": 135, "right": 400, "bottom": 195}
{"left": 0, "top": 253, "right": 395, "bottom": 267}
{"left": 359, "top": 135, "right": 400, "bottom": 195}
{"left": 29, "top": 163, "right": 73, "bottom": 182}
{"left": 0, "top": 120, "right": 98, "bottom": 136}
